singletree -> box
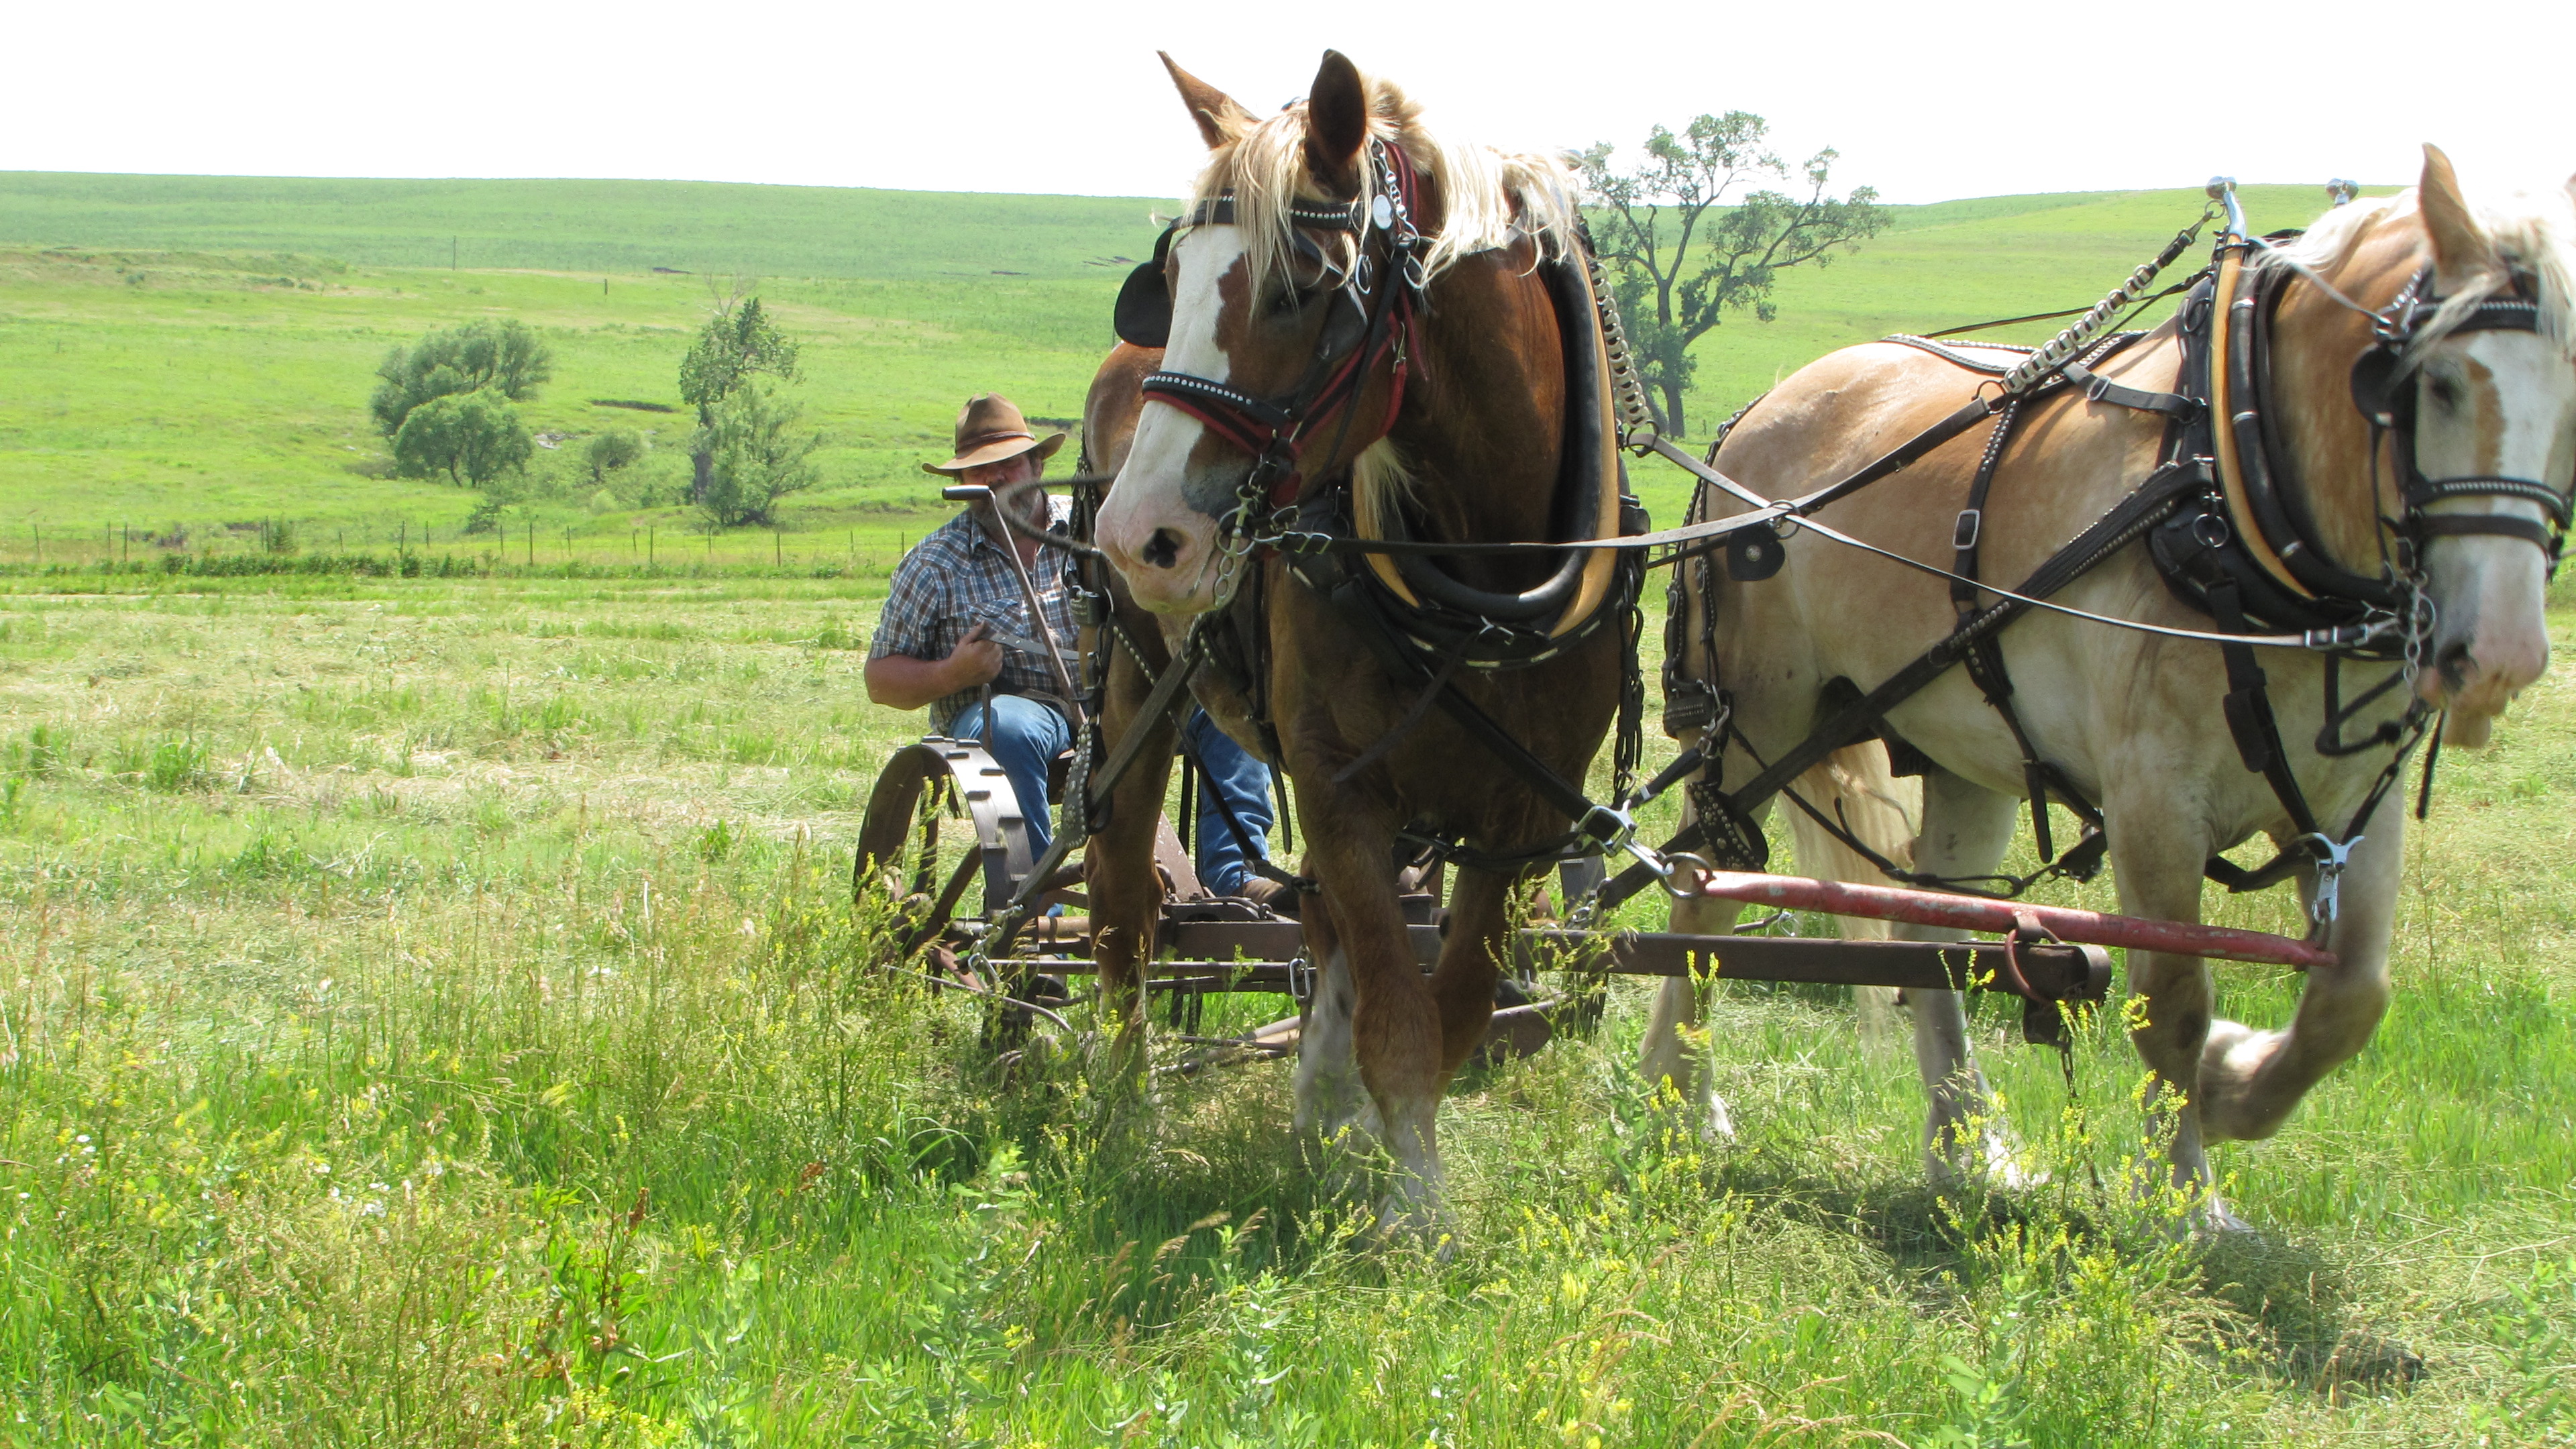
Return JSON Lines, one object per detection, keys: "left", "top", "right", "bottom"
{"left": 1579, "top": 114, "right": 1886, "bottom": 436}
{"left": 678, "top": 292, "right": 800, "bottom": 505}
{"left": 694, "top": 382, "right": 820, "bottom": 528}
{"left": 370, "top": 319, "right": 553, "bottom": 437}
{"left": 392, "top": 390, "right": 535, "bottom": 489}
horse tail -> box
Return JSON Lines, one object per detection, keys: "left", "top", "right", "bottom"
{"left": 1780, "top": 741, "right": 1921, "bottom": 1056}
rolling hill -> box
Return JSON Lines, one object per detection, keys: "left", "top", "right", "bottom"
{"left": 0, "top": 172, "right": 2390, "bottom": 550}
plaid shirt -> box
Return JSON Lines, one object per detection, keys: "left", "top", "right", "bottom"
{"left": 870, "top": 498, "right": 1079, "bottom": 735}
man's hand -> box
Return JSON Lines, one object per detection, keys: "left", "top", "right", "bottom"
{"left": 863, "top": 622, "right": 1006, "bottom": 710}
{"left": 944, "top": 622, "right": 1004, "bottom": 690}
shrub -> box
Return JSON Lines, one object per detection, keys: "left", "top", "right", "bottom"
{"left": 370, "top": 319, "right": 553, "bottom": 437}
{"left": 393, "top": 390, "right": 534, "bottom": 489}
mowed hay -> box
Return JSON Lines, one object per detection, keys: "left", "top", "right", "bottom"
{"left": 3, "top": 571, "right": 2575, "bottom": 1444}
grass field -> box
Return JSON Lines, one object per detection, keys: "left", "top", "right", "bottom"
{"left": 0, "top": 173, "right": 2387, "bottom": 566}
{"left": 1, "top": 564, "right": 2573, "bottom": 1445}
{"left": 15, "top": 170, "right": 2573, "bottom": 1446}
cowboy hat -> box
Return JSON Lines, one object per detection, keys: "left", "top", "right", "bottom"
{"left": 922, "top": 394, "right": 1069, "bottom": 476}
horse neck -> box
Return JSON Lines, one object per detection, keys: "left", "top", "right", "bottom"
{"left": 1385, "top": 241, "right": 1565, "bottom": 547}
{"left": 2267, "top": 229, "right": 2424, "bottom": 570}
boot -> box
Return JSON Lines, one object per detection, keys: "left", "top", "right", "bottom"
{"left": 1236, "top": 875, "right": 1303, "bottom": 919}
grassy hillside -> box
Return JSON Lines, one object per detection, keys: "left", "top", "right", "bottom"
{"left": 0, "top": 172, "right": 1167, "bottom": 279}
{"left": 0, "top": 175, "right": 2390, "bottom": 557}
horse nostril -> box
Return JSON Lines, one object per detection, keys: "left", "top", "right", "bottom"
{"left": 1142, "top": 528, "right": 1183, "bottom": 569}
{"left": 2434, "top": 639, "right": 2473, "bottom": 690}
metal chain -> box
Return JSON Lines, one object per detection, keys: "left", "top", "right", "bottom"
{"left": 1582, "top": 240, "right": 1659, "bottom": 443}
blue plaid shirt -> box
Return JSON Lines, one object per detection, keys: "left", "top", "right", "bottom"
{"left": 869, "top": 498, "right": 1079, "bottom": 735}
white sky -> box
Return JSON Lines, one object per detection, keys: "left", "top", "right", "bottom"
{"left": 6, "top": 1, "right": 2571, "bottom": 205}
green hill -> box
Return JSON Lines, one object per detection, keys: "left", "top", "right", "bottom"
{"left": 0, "top": 172, "right": 1168, "bottom": 280}
{"left": 0, "top": 173, "right": 2392, "bottom": 555}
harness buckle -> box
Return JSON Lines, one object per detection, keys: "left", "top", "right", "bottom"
{"left": 2294, "top": 831, "right": 2361, "bottom": 926}
{"left": 1951, "top": 508, "right": 1982, "bottom": 551}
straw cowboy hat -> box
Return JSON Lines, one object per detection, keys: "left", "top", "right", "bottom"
{"left": 922, "top": 394, "right": 1069, "bottom": 476}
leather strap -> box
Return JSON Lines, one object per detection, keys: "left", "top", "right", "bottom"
{"left": 2060, "top": 360, "right": 2202, "bottom": 421}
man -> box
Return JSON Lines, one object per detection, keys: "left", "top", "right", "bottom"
{"left": 866, "top": 394, "right": 1289, "bottom": 908}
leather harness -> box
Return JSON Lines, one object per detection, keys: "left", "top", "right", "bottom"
{"left": 1604, "top": 223, "right": 2572, "bottom": 925}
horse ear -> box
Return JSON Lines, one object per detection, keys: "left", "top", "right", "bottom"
{"left": 2418, "top": 144, "right": 2493, "bottom": 290}
{"left": 1304, "top": 50, "right": 1370, "bottom": 184}
{"left": 1159, "top": 52, "right": 1254, "bottom": 150}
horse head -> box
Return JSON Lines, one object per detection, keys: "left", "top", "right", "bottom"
{"left": 2402, "top": 150, "right": 2576, "bottom": 741}
{"left": 2276, "top": 146, "right": 2576, "bottom": 745}
{"left": 1098, "top": 52, "right": 1581, "bottom": 616}
{"left": 1097, "top": 51, "right": 1401, "bottom": 613}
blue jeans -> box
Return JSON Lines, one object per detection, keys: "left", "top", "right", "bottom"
{"left": 1184, "top": 710, "right": 1275, "bottom": 896}
{"left": 950, "top": 694, "right": 1073, "bottom": 863}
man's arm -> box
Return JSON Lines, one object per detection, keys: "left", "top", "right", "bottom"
{"left": 865, "top": 623, "right": 1004, "bottom": 710}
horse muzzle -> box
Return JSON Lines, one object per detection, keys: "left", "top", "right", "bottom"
{"left": 2418, "top": 605, "right": 2548, "bottom": 744}
{"left": 1097, "top": 481, "right": 1230, "bottom": 614}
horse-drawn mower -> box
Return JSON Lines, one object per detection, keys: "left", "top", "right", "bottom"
{"left": 854, "top": 729, "right": 2326, "bottom": 1068}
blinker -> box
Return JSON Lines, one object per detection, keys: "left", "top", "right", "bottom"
{"left": 2348, "top": 345, "right": 2403, "bottom": 427}
{"left": 1114, "top": 224, "right": 1178, "bottom": 350}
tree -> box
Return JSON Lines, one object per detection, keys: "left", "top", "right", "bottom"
{"left": 584, "top": 429, "right": 645, "bottom": 484}
{"left": 391, "top": 390, "right": 534, "bottom": 488}
{"left": 693, "top": 382, "right": 820, "bottom": 528}
{"left": 678, "top": 292, "right": 799, "bottom": 504}
{"left": 370, "top": 319, "right": 553, "bottom": 437}
{"left": 1579, "top": 113, "right": 1887, "bottom": 436}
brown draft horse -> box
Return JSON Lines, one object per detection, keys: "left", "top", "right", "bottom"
{"left": 1085, "top": 52, "right": 1625, "bottom": 1229}
{"left": 1646, "top": 150, "right": 2576, "bottom": 1228}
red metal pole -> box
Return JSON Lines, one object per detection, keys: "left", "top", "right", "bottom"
{"left": 1689, "top": 871, "right": 2334, "bottom": 970}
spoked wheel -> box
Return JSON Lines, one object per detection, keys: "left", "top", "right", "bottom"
{"left": 854, "top": 737, "right": 1045, "bottom": 957}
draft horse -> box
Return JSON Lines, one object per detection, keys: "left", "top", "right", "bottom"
{"left": 1646, "top": 150, "right": 2576, "bottom": 1225}
{"left": 1087, "top": 51, "right": 1634, "bottom": 1226}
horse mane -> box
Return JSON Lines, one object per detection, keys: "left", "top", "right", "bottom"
{"left": 1185, "top": 66, "right": 1578, "bottom": 309}
{"left": 2259, "top": 182, "right": 2576, "bottom": 366}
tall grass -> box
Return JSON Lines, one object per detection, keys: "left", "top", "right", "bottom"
{"left": 3, "top": 576, "right": 2573, "bottom": 1444}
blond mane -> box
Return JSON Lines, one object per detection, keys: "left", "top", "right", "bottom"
{"left": 1185, "top": 66, "right": 1578, "bottom": 306}
{"left": 2262, "top": 182, "right": 2576, "bottom": 366}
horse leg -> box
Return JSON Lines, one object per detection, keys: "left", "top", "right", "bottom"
{"left": 1895, "top": 767, "right": 2025, "bottom": 1185}
{"left": 1639, "top": 871, "right": 1745, "bottom": 1141}
{"left": 1301, "top": 811, "right": 1448, "bottom": 1232}
{"left": 1431, "top": 869, "right": 1513, "bottom": 1073}
{"left": 1291, "top": 889, "right": 1383, "bottom": 1153}
{"left": 1081, "top": 649, "right": 1178, "bottom": 1057}
{"left": 1778, "top": 745, "right": 1923, "bottom": 1061}
{"left": 2104, "top": 808, "right": 2244, "bottom": 1226}
{"left": 2197, "top": 817, "right": 2403, "bottom": 1142}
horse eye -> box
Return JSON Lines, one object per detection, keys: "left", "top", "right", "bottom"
{"left": 2426, "top": 375, "right": 2464, "bottom": 411}
{"left": 1267, "top": 284, "right": 1311, "bottom": 318}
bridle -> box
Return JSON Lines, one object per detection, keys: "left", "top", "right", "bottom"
{"left": 2347, "top": 266, "right": 2572, "bottom": 572}
{"left": 1116, "top": 138, "right": 1433, "bottom": 576}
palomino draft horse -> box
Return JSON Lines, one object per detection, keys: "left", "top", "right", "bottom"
{"left": 1091, "top": 52, "right": 1633, "bottom": 1226}
{"left": 1647, "top": 150, "right": 2576, "bottom": 1224}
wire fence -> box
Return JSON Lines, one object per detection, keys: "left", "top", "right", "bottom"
{"left": 0, "top": 517, "right": 918, "bottom": 582}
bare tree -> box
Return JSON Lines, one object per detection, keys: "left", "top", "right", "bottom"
{"left": 1580, "top": 113, "right": 1887, "bottom": 436}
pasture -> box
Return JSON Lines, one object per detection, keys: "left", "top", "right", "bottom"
{"left": 0, "top": 174, "right": 2377, "bottom": 564}
{"left": 1, "top": 564, "right": 2572, "bottom": 1445}
{"left": 6, "top": 170, "right": 2568, "bottom": 1446}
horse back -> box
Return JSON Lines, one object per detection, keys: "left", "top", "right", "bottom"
{"left": 1081, "top": 342, "right": 1163, "bottom": 476}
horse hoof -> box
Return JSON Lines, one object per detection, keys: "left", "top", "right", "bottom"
{"left": 1371, "top": 1195, "right": 1459, "bottom": 1259}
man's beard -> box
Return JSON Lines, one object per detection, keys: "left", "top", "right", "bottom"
{"left": 976, "top": 485, "right": 1048, "bottom": 540}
